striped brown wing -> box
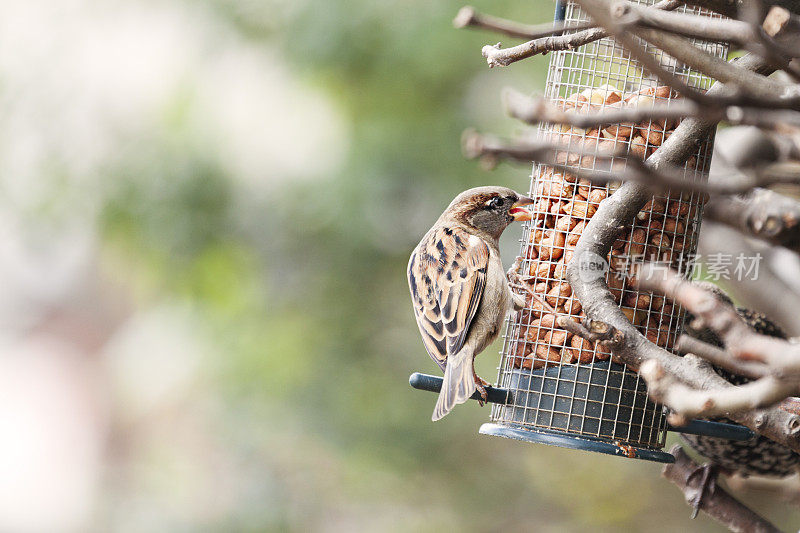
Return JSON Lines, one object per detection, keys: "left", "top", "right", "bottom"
{"left": 407, "top": 226, "right": 488, "bottom": 370}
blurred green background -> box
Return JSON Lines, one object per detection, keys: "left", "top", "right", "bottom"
{"left": 0, "top": 0, "right": 797, "bottom": 531}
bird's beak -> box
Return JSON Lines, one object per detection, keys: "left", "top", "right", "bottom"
{"left": 509, "top": 195, "right": 534, "bottom": 221}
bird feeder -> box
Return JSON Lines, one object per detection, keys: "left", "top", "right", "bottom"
{"left": 410, "top": 0, "right": 756, "bottom": 461}
{"left": 479, "top": 0, "right": 729, "bottom": 462}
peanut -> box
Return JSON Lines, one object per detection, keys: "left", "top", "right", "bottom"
{"left": 650, "top": 232, "right": 671, "bottom": 250}
{"left": 562, "top": 171, "right": 578, "bottom": 183}
{"left": 668, "top": 199, "right": 690, "bottom": 218}
{"left": 561, "top": 347, "right": 579, "bottom": 364}
{"left": 645, "top": 128, "right": 665, "bottom": 146}
{"left": 639, "top": 198, "right": 667, "bottom": 219}
{"left": 587, "top": 189, "right": 607, "bottom": 205}
{"left": 555, "top": 215, "right": 577, "bottom": 233}
{"left": 561, "top": 294, "right": 582, "bottom": 315}
{"left": 579, "top": 155, "right": 596, "bottom": 169}
{"left": 511, "top": 340, "right": 532, "bottom": 368}
{"left": 603, "top": 90, "right": 622, "bottom": 105}
{"left": 644, "top": 318, "right": 670, "bottom": 348}
{"left": 566, "top": 221, "right": 586, "bottom": 248}
{"left": 527, "top": 344, "right": 562, "bottom": 369}
{"left": 621, "top": 307, "right": 646, "bottom": 326}
{"left": 538, "top": 230, "right": 566, "bottom": 261}
{"left": 524, "top": 316, "right": 551, "bottom": 342}
{"left": 663, "top": 217, "right": 685, "bottom": 234}
{"left": 570, "top": 335, "right": 596, "bottom": 364}
{"left": 536, "top": 174, "right": 574, "bottom": 198}
{"left": 562, "top": 199, "right": 597, "bottom": 219}
{"left": 564, "top": 92, "right": 588, "bottom": 109}
{"left": 543, "top": 329, "right": 572, "bottom": 349}
{"left": 607, "top": 273, "right": 625, "bottom": 303}
{"left": 528, "top": 297, "right": 552, "bottom": 319}
{"left": 553, "top": 258, "right": 567, "bottom": 280}
{"left": 630, "top": 135, "right": 648, "bottom": 159}
{"left": 626, "top": 227, "right": 647, "bottom": 256}
{"left": 532, "top": 198, "right": 551, "bottom": 220}
{"left": 534, "top": 281, "right": 549, "bottom": 295}
{"left": 652, "top": 86, "right": 671, "bottom": 99}
{"left": 550, "top": 200, "right": 565, "bottom": 217}
{"left": 546, "top": 282, "right": 572, "bottom": 308}
{"left": 577, "top": 178, "right": 591, "bottom": 199}
{"left": 530, "top": 261, "right": 557, "bottom": 279}
{"left": 623, "top": 292, "right": 652, "bottom": 311}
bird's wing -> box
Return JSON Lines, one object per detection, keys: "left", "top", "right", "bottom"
{"left": 408, "top": 226, "right": 489, "bottom": 370}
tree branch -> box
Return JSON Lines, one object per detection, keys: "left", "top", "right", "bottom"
{"left": 640, "top": 359, "right": 796, "bottom": 419}
{"left": 696, "top": 222, "right": 800, "bottom": 336}
{"left": 504, "top": 87, "right": 800, "bottom": 134}
{"left": 705, "top": 189, "right": 800, "bottom": 254}
{"left": 611, "top": 0, "right": 758, "bottom": 43}
{"left": 453, "top": 6, "right": 595, "bottom": 40}
{"left": 480, "top": 0, "right": 681, "bottom": 67}
{"left": 662, "top": 445, "right": 782, "bottom": 533}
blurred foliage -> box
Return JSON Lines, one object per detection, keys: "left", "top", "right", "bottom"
{"left": 79, "top": 0, "right": 800, "bottom": 530}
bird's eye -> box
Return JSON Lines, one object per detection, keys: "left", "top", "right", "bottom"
{"left": 487, "top": 197, "right": 503, "bottom": 209}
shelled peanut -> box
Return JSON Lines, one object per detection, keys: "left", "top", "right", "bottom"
{"left": 510, "top": 83, "right": 701, "bottom": 371}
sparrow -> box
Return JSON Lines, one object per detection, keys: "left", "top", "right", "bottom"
{"left": 407, "top": 186, "right": 533, "bottom": 421}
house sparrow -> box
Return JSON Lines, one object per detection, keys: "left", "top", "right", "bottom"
{"left": 407, "top": 186, "right": 533, "bottom": 421}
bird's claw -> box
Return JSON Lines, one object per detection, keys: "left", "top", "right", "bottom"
{"left": 474, "top": 373, "right": 489, "bottom": 406}
{"left": 475, "top": 383, "right": 488, "bottom": 406}
{"left": 686, "top": 463, "right": 718, "bottom": 519}
{"left": 506, "top": 256, "right": 524, "bottom": 286}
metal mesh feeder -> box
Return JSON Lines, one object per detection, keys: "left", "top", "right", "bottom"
{"left": 480, "top": 0, "right": 728, "bottom": 462}
{"left": 409, "top": 0, "right": 757, "bottom": 461}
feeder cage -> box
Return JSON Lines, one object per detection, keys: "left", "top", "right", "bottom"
{"left": 477, "top": 0, "right": 730, "bottom": 462}
{"left": 409, "top": 0, "right": 754, "bottom": 460}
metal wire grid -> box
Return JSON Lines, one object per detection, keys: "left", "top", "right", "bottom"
{"left": 491, "top": 0, "right": 728, "bottom": 449}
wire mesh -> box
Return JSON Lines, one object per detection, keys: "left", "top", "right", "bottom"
{"left": 491, "top": 0, "right": 728, "bottom": 450}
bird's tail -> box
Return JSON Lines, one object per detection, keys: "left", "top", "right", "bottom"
{"left": 432, "top": 348, "right": 476, "bottom": 421}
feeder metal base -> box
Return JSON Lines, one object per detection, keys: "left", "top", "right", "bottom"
{"left": 479, "top": 423, "right": 676, "bottom": 463}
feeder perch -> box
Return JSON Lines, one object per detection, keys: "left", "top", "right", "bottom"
{"left": 410, "top": 0, "right": 742, "bottom": 463}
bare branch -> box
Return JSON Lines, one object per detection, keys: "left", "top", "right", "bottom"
{"left": 631, "top": 27, "right": 798, "bottom": 106}
{"left": 453, "top": 6, "right": 595, "bottom": 40}
{"left": 503, "top": 87, "right": 800, "bottom": 132}
{"left": 682, "top": 0, "right": 800, "bottom": 18}
{"left": 612, "top": 0, "right": 758, "bottom": 43}
{"left": 635, "top": 264, "right": 800, "bottom": 369}
{"left": 462, "top": 126, "right": 800, "bottom": 195}
{"left": 640, "top": 359, "right": 796, "bottom": 418}
{"left": 675, "top": 335, "right": 768, "bottom": 379}
{"left": 662, "top": 445, "right": 782, "bottom": 533}
{"left": 705, "top": 189, "right": 800, "bottom": 253}
{"left": 480, "top": 0, "right": 681, "bottom": 67}
{"left": 697, "top": 222, "right": 800, "bottom": 336}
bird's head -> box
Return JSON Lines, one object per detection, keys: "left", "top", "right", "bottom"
{"left": 443, "top": 186, "right": 534, "bottom": 241}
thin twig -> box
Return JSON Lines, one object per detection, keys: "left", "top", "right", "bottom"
{"left": 453, "top": 6, "right": 596, "bottom": 40}
{"left": 675, "top": 335, "right": 768, "bottom": 379}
